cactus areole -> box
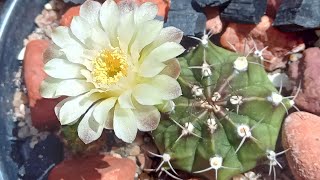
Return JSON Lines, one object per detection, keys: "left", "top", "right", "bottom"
{"left": 152, "top": 41, "right": 290, "bottom": 179}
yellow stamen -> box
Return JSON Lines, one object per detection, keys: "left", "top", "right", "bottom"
{"left": 92, "top": 48, "right": 128, "bottom": 86}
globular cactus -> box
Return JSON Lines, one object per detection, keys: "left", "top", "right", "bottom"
{"left": 151, "top": 38, "right": 292, "bottom": 180}
{"left": 61, "top": 123, "right": 106, "bottom": 155}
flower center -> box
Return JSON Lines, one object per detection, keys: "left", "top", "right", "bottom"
{"left": 92, "top": 48, "right": 128, "bottom": 86}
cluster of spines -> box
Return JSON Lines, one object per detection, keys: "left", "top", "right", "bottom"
{"left": 149, "top": 31, "right": 299, "bottom": 180}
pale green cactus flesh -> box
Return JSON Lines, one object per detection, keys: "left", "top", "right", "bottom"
{"left": 152, "top": 41, "right": 290, "bottom": 180}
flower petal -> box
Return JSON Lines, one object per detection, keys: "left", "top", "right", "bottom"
{"left": 152, "top": 26, "right": 183, "bottom": 45}
{"left": 105, "top": 108, "right": 114, "bottom": 129}
{"left": 78, "top": 105, "right": 104, "bottom": 144}
{"left": 88, "top": 27, "right": 111, "bottom": 50}
{"left": 40, "top": 76, "right": 61, "bottom": 98}
{"left": 55, "top": 79, "right": 94, "bottom": 97}
{"left": 139, "top": 60, "right": 166, "bottom": 77}
{"left": 149, "top": 75, "right": 182, "bottom": 100}
{"left": 118, "top": 11, "right": 134, "bottom": 54}
{"left": 44, "top": 58, "right": 84, "bottom": 79}
{"left": 58, "top": 92, "right": 103, "bottom": 125}
{"left": 100, "top": 0, "right": 120, "bottom": 46}
{"left": 43, "top": 44, "right": 63, "bottom": 63}
{"left": 51, "top": 26, "right": 80, "bottom": 48}
{"left": 93, "top": 97, "right": 117, "bottom": 125}
{"left": 130, "top": 20, "right": 163, "bottom": 60}
{"left": 140, "top": 26, "right": 183, "bottom": 58}
{"left": 70, "top": 16, "right": 91, "bottom": 44}
{"left": 133, "top": 103, "right": 160, "bottom": 131}
{"left": 61, "top": 45, "right": 84, "bottom": 64}
{"left": 79, "top": 0, "right": 101, "bottom": 26}
{"left": 157, "top": 100, "right": 175, "bottom": 113}
{"left": 143, "top": 42, "right": 185, "bottom": 63}
{"left": 54, "top": 96, "right": 72, "bottom": 118}
{"left": 118, "top": 90, "right": 135, "bottom": 109}
{"left": 133, "top": 84, "right": 162, "bottom": 105}
{"left": 113, "top": 104, "right": 137, "bottom": 143}
{"left": 134, "top": 2, "right": 158, "bottom": 24}
{"left": 160, "top": 58, "right": 181, "bottom": 79}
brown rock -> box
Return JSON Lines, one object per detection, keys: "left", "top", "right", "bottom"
{"left": 291, "top": 48, "right": 320, "bottom": 115}
{"left": 266, "top": 0, "right": 283, "bottom": 18}
{"left": 220, "top": 16, "right": 304, "bottom": 71}
{"left": 204, "top": 7, "right": 223, "bottom": 35}
{"left": 48, "top": 155, "right": 136, "bottom": 180}
{"left": 282, "top": 112, "right": 320, "bottom": 180}
{"left": 60, "top": 6, "right": 80, "bottom": 27}
{"left": 23, "top": 40, "right": 61, "bottom": 131}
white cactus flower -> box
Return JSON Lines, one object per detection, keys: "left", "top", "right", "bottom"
{"left": 40, "top": 0, "right": 185, "bottom": 144}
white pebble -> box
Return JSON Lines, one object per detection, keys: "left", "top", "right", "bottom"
{"left": 44, "top": 3, "right": 53, "bottom": 10}
{"left": 17, "top": 47, "right": 26, "bottom": 60}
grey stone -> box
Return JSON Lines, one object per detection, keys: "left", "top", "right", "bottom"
{"left": 221, "top": 0, "right": 267, "bottom": 24}
{"left": 63, "top": 0, "right": 86, "bottom": 4}
{"left": 273, "top": 0, "right": 320, "bottom": 31}
{"left": 194, "top": 0, "right": 230, "bottom": 7}
{"left": 165, "top": 0, "right": 206, "bottom": 36}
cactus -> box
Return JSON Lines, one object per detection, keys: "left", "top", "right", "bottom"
{"left": 151, "top": 39, "right": 291, "bottom": 180}
{"left": 61, "top": 123, "right": 106, "bottom": 155}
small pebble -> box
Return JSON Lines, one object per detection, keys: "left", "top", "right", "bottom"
{"left": 17, "top": 47, "right": 26, "bottom": 60}
{"left": 129, "top": 145, "right": 140, "bottom": 156}
{"left": 289, "top": 53, "right": 303, "bottom": 62}
{"left": 45, "top": 3, "right": 53, "bottom": 10}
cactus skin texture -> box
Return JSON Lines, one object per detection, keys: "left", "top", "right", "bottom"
{"left": 152, "top": 41, "right": 290, "bottom": 180}
{"left": 62, "top": 123, "right": 106, "bottom": 155}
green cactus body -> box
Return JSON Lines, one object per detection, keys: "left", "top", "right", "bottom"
{"left": 152, "top": 41, "right": 290, "bottom": 179}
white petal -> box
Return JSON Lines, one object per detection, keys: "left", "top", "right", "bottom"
{"left": 134, "top": 2, "right": 158, "bottom": 24}
{"left": 130, "top": 20, "right": 163, "bottom": 60}
{"left": 143, "top": 42, "right": 185, "bottom": 63}
{"left": 100, "top": 0, "right": 120, "bottom": 46}
{"left": 150, "top": 75, "right": 182, "bottom": 100}
{"left": 160, "top": 58, "right": 181, "bottom": 79}
{"left": 58, "top": 92, "right": 103, "bottom": 125}
{"left": 81, "top": 69, "right": 93, "bottom": 83}
{"left": 93, "top": 97, "right": 117, "bottom": 125}
{"left": 44, "top": 58, "right": 84, "bottom": 79}
{"left": 40, "top": 76, "right": 61, "bottom": 98}
{"left": 43, "top": 45, "right": 63, "bottom": 63}
{"left": 139, "top": 60, "right": 166, "bottom": 77}
{"left": 133, "top": 103, "right": 160, "bottom": 131}
{"left": 105, "top": 108, "right": 114, "bottom": 129}
{"left": 113, "top": 104, "right": 138, "bottom": 143}
{"left": 118, "top": 11, "right": 135, "bottom": 54}
{"left": 54, "top": 96, "right": 72, "bottom": 118}
{"left": 88, "top": 27, "right": 111, "bottom": 50}
{"left": 118, "top": 90, "right": 135, "bottom": 109}
{"left": 133, "top": 84, "right": 162, "bottom": 105}
{"left": 78, "top": 105, "right": 104, "bottom": 144}
{"left": 51, "top": 26, "right": 81, "bottom": 48}
{"left": 118, "top": 0, "right": 136, "bottom": 13}
{"left": 61, "top": 45, "right": 85, "bottom": 64}
{"left": 55, "top": 79, "right": 94, "bottom": 97}
{"left": 153, "top": 26, "right": 183, "bottom": 45}
{"left": 140, "top": 26, "right": 183, "bottom": 58}
{"left": 80, "top": 0, "right": 101, "bottom": 26}
{"left": 70, "top": 16, "right": 91, "bottom": 44}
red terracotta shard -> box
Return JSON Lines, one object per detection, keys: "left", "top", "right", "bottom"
{"left": 24, "top": 40, "right": 61, "bottom": 131}
{"left": 220, "top": 16, "right": 304, "bottom": 71}
{"left": 48, "top": 155, "right": 136, "bottom": 180}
